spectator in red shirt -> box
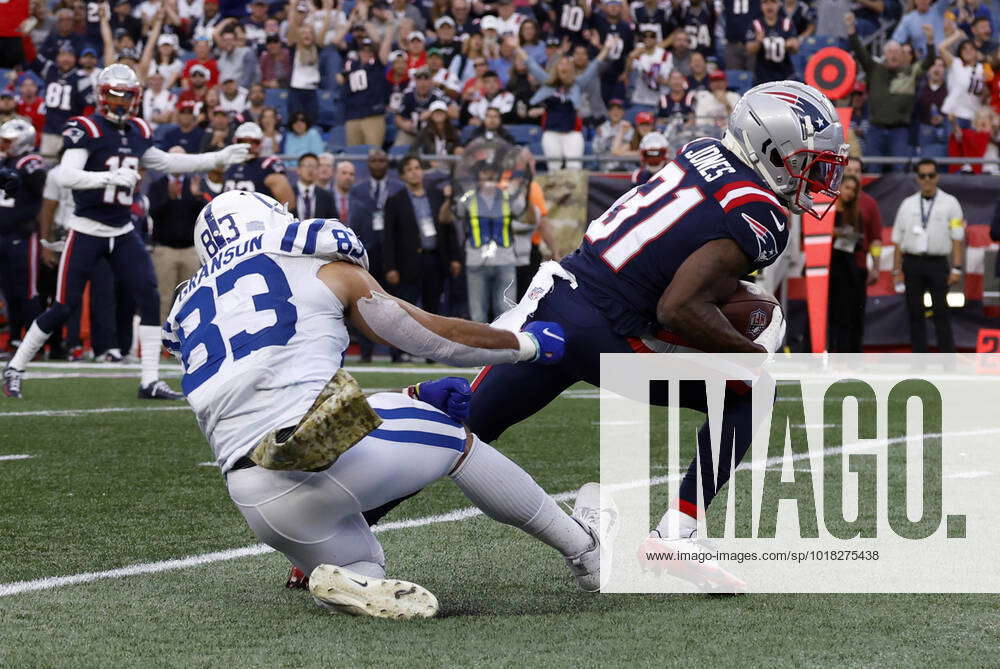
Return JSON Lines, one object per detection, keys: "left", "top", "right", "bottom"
{"left": 0, "top": 0, "right": 28, "bottom": 68}
{"left": 406, "top": 31, "right": 429, "bottom": 73}
{"left": 177, "top": 65, "right": 213, "bottom": 115}
{"left": 15, "top": 76, "right": 44, "bottom": 139}
{"left": 181, "top": 35, "right": 220, "bottom": 88}
{"left": 259, "top": 35, "right": 291, "bottom": 89}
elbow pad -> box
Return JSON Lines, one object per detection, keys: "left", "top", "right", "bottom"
{"left": 356, "top": 291, "right": 534, "bottom": 366}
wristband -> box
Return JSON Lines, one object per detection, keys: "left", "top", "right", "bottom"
{"left": 515, "top": 331, "right": 539, "bottom": 363}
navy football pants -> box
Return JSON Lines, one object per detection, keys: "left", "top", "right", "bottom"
{"left": 36, "top": 229, "right": 159, "bottom": 335}
{"left": 466, "top": 280, "right": 755, "bottom": 519}
{"left": 0, "top": 231, "right": 41, "bottom": 344}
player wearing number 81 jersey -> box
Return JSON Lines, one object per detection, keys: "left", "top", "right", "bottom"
{"left": 2, "top": 64, "right": 253, "bottom": 401}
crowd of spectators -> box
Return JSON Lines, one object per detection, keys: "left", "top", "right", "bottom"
{"left": 1, "top": 1, "right": 1000, "bottom": 169}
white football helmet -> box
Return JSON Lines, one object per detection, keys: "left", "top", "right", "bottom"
{"left": 722, "top": 80, "right": 848, "bottom": 218}
{"left": 0, "top": 118, "right": 36, "bottom": 158}
{"left": 97, "top": 63, "right": 142, "bottom": 123}
{"left": 639, "top": 131, "right": 669, "bottom": 170}
{"left": 194, "top": 190, "right": 295, "bottom": 265}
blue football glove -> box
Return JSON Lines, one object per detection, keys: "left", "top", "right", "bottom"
{"left": 522, "top": 321, "right": 566, "bottom": 365}
{"left": 414, "top": 376, "right": 472, "bottom": 423}
{"left": 0, "top": 167, "right": 20, "bottom": 196}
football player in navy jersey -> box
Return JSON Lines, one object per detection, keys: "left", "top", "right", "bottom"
{"left": 461, "top": 80, "right": 849, "bottom": 589}
{"left": 2, "top": 64, "right": 252, "bottom": 400}
{"left": 721, "top": 0, "right": 761, "bottom": 70}
{"left": 222, "top": 122, "right": 295, "bottom": 208}
{"left": 746, "top": 0, "right": 799, "bottom": 85}
{"left": 0, "top": 120, "right": 46, "bottom": 351}
{"left": 630, "top": 131, "right": 669, "bottom": 186}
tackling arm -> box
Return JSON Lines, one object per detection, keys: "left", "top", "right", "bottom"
{"left": 656, "top": 238, "right": 766, "bottom": 353}
{"left": 264, "top": 173, "right": 296, "bottom": 212}
{"left": 317, "top": 262, "right": 559, "bottom": 365}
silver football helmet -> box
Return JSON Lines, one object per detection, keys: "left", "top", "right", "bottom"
{"left": 193, "top": 190, "right": 295, "bottom": 265}
{"left": 0, "top": 118, "right": 36, "bottom": 158}
{"left": 722, "top": 80, "right": 848, "bottom": 218}
{"left": 96, "top": 63, "right": 142, "bottom": 123}
{"left": 233, "top": 122, "right": 264, "bottom": 157}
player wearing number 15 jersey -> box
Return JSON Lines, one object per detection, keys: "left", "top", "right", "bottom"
{"left": 2, "top": 64, "right": 252, "bottom": 400}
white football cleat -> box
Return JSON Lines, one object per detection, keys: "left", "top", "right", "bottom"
{"left": 309, "top": 564, "right": 439, "bottom": 619}
{"left": 637, "top": 533, "right": 747, "bottom": 594}
{"left": 564, "top": 482, "right": 619, "bottom": 592}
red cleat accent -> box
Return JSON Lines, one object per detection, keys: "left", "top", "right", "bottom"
{"left": 285, "top": 565, "right": 309, "bottom": 589}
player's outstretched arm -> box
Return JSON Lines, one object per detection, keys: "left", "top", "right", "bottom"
{"left": 57, "top": 148, "right": 140, "bottom": 191}
{"left": 317, "top": 261, "right": 564, "bottom": 366}
{"left": 657, "top": 238, "right": 766, "bottom": 353}
{"left": 140, "top": 144, "right": 252, "bottom": 175}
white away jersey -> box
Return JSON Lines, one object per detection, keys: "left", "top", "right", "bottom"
{"left": 163, "top": 218, "right": 367, "bottom": 472}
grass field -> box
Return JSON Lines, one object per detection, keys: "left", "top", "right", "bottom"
{"left": 1, "top": 362, "right": 998, "bottom": 667}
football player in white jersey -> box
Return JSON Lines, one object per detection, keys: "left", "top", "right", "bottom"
{"left": 163, "top": 191, "right": 612, "bottom": 618}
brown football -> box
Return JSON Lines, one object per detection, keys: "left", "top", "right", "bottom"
{"left": 720, "top": 281, "right": 781, "bottom": 341}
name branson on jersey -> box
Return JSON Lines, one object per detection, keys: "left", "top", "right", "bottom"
{"left": 178, "top": 234, "right": 264, "bottom": 301}
{"left": 684, "top": 143, "right": 737, "bottom": 183}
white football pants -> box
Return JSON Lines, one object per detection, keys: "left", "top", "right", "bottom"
{"left": 225, "top": 392, "right": 467, "bottom": 577}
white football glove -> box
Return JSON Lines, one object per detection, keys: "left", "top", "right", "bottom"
{"left": 216, "top": 143, "right": 252, "bottom": 167}
{"left": 104, "top": 167, "right": 140, "bottom": 189}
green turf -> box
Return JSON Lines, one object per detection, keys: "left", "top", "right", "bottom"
{"left": 1, "top": 368, "right": 998, "bottom": 667}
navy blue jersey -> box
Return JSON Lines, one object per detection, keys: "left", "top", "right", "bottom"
{"left": 721, "top": 0, "right": 761, "bottom": 41}
{"left": 562, "top": 137, "right": 788, "bottom": 336}
{"left": 38, "top": 65, "right": 93, "bottom": 135}
{"left": 748, "top": 16, "right": 797, "bottom": 84}
{"left": 0, "top": 153, "right": 46, "bottom": 235}
{"left": 592, "top": 15, "right": 635, "bottom": 75}
{"left": 61, "top": 114, "right": 154, "bottom": 228}
{"left": 677, "top": 0, "right": 717, "bottom": 57}
{"left": 632, "top": 4, "right": 677, "bottom": 42}
{"left": 223, "top": 156, "right": 285, "bottom": 197}
{"left": 342, "top": 58, "right": 389, "bottom": 121}
{"left": 552, "top": 0, "right": 592, "bottom": 45}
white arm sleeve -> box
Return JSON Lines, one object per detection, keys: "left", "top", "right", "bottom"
{"left": 356, "top": 291, "right": 536, "bottom": 366}
{"left": 142, "top": 146, "right": 224, "bottom": 173}
{"left": 56, "top": 148, "right": 111, "bottom": 190}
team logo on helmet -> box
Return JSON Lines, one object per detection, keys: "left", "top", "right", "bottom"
{"left": 762, "top": 90, "right": 831, "bottom": 134}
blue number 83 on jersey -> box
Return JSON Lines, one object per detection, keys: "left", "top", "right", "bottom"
{"left": 170, "top": 254, "right": 298, "bottom": 395}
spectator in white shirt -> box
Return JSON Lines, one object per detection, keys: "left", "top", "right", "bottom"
{"left": 142, "top": 71, "right": 177, "bottom": 130}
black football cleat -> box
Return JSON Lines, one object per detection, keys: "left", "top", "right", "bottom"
{"left": 138, "top": 380, "right": 184, "bottom": 400}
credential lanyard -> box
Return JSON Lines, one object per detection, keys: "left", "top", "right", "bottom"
{"left": 919, "top": 194, "right": 936, "bottom": 229}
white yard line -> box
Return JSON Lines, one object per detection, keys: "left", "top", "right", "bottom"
{"left": 0, "top": 454, "right": 33, "bottom": 461}
{"left": 3, "top": 399, "right": 998, "bottom": 597}
{"left": 0, "top": 406, "right": 191, "bottom": 418}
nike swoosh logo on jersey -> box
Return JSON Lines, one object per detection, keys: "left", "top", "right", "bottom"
{"left": 542, "top": 328, "right": 565, "bottom": 342}
{"left": 771, "top": 211, "right": 785, "bottom": 232}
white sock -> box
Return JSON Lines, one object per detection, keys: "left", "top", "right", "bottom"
{"left": 450, "top": 439, "right": 592, "bottom": 557}
{"left": 139, "top": 325, "right": 162, "bottom": 386}
{"left": 9, "top": 322, "right": 50, "bottom": 370}
{"left": 654, "top": 508, "right": 698, "bottom": 539}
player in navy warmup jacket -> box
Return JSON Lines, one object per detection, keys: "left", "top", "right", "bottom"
{"left": 0, "top": 119, "right": 46, "bottom": 349}
{"left": 2, "top": 64, "right": 252, "bottom": 401}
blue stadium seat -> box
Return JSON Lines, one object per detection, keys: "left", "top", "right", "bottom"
{"left": 388, "top": 144, "right": 410, "bottom": 158}
{"left": 327, "top": 124, "right": 347, "bottom": 151}
{"left": 459, "top": 124, "right": 478, "bottom": 144}
{"left": 317, "top": 89, "right": 340, "bottom": 129}
{"left": 725, "top": 70, "right": 753, "bottom": 95}
{"left": 264, "top": 88, "right": 289, "bottom": 120}
{"left": 506, "top": 124, "right": 540, "bottom": 145}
